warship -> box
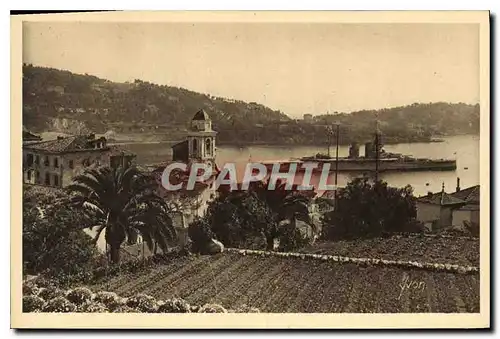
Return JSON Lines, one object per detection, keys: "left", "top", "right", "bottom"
{"left": 263, "top": 129, "right": 457, "bottom": 173}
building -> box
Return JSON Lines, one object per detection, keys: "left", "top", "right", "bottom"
{"left": 154, "top": 109, "right": 219, "bottom": 246}
{"left": 22, "top": 134, "right": 136, "bottom": 188}
{"left": 451, "top": 184, "right": 480, "bottom": 227}
{"left": 416, "top": 181, "right": 480, "bottom": 232}
{"left": 303, "top": 114, "right": 313, "bottom": 123}
{"left": 46, "top": 85, "right": 65, "bottom": 95}
{"left": 22, "top": 127, "right": 42, "bottom": 143}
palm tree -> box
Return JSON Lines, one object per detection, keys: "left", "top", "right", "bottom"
{"left": 66, "top": 166, "right": 175, "bottom": 264}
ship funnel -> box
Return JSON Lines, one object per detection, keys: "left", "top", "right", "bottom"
{"left": 456, "top": 177, "right": 461, "bottom": 192}
{"left": 427, "top": 192, "right": 433, "bottom": 197}
{"left": 349, "top": 143, "right": 360, "bottom": 159}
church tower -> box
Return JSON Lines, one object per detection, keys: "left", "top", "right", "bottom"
{"left": 187, "top": 109, "right": 217, "bottom": 169}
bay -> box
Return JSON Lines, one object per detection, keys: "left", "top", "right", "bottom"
{"left": 121, "top": 134, "right": 479, "bottom": 197}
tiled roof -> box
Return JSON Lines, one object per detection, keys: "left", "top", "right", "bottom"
{"left": 23, "top": 135, "right": 111, "bottom": 154}
{"left": 452, "top": 185, "right": 480, "bottom": 204}
{"left": 23, "top": 136, "right": 79, "bottom": 152}
{"left": 417, "top": 191, "right": 466, "bottom": 206}
{"left": 23, "top": 129, "right": 42, "bottom": 141}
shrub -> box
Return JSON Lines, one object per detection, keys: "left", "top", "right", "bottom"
{"left": 22, "top": 295, "right": 45, "bottom": 312}
{"left": 38, "top": 286, "right": 65, "bottom": 301}
{"left": 464, "top": 221, "right": 480, "bottom": 237}
{"left": 157, "top": 298, "right": 191, "bottom": 313}
{"left": 22, "top": 281, "right": 40, "bottom": 296}
{"left": 77, "top": 301, "right": 108, "bottom": 313}
{"left": 179, "top": 239, "right": 193, "bottom": 256}
{"left": 278, "top": 226, "right": 310, "bottom": 252}
{"left": 66, "top": 287, "right": 93, "bottom": 305}
{"left": 188, "top": 218, "right": 215, "bottom": 254}
{"left": 42, "top": 297, "right": 77, "bottom": 312}
{"left": 234, "top": 304, "right": 260, "bottom": 313}
{"left": 32, "top": 276, "right": 58, "bottom": 289}
{"left": 23, "top": 192, "right": 99, "bottom": 280}
{"left": 126, "top": 294, "right": 157, "bottom": 312}
{"left": 401, "top": 219, "right": 425, "bottom": 233}
{"left": 111, "top": 305, "right": 136, "bottom": 313}
{"left": 93, "top": 291, "right": 119, "bottom": 306}
{"left": 322, "top": 178, "right": 417, "bottom": 240}
{"left": 198, "top": 303, "right": 227, "bottom": 313}
{"left": 190, "top": 305, "right": 201, "bottom": 313}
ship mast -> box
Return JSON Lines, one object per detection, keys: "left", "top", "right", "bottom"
{"left": 326, "top": 125, "right": 333, "bottom": 158}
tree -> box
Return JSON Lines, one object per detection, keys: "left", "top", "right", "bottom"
{"left": 322, "top": 177, "right": 417, "bottom": 240}
{"left": 202, "top": 180, "right": 314, "bottom": 251}
{"left": 66, "top": 166, "right": 175, "bottom": 264}
{"left": 204, "top": 190, "right": 275, "bottom": 248}
{"left": 249, "top": 180, "right": 314, "bottom": 250}
{"left": 187, "top": 218, "right": 215, "bottom": 254}
{"left": 23, "top": 190, "right": 99, "bottom": 280}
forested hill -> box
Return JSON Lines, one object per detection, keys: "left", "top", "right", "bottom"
{"left": 22, "top": 64, "right": 289, "bottom": 141}
{"left": 22, "top": 64, "right": 479, "bottom": 145}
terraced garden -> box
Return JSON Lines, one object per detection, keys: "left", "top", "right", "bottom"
{"left": 89, "top": 250, "right": 480, "bottom": 313}
{"left": 302, "top": 235, "right": 480, "bottom": 267}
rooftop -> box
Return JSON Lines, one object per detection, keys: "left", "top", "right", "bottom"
{"left": 452, "top": 185, "right": 480, "bottom": 204}
{"left": 417, "top": 182, "right": 468, "bottom": 206}
{"left": 22, "top": 127, "right": 42, "bottom": 141}
{"left": 417, "top": 191, "right": 466, "bottom": 206}
{"left": 192, "top": 109, "right": 211, "bottom": 121}
{"left": 23, "top": 134, "right": 107, "bottom": 153}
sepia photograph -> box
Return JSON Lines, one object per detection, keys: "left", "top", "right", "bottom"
{"left": 11, "top": 10, "right": 490, "bottom": 329}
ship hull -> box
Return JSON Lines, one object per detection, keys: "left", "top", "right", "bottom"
{"left": 325, "top": 159, "right": 456, "bottom": 172}
{"left": 265, "top": 159, "right": 457, "bottom": 173}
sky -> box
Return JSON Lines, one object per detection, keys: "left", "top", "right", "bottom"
{"left": 23, "top": 22, "right": 479, "bottom": 117}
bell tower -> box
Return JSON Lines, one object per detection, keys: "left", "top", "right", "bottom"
{"left": 187, "top": 109, "right": 217, "bottom": 169}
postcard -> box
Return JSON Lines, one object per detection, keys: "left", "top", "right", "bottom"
{"left": 11, "top": 10, "right": 490, "bottom": 329}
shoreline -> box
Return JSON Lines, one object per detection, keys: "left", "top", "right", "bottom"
{"left": 109, "top": 137, "right": 465, "bottom": 147}
{"left": 37, "top": 131, "right": 478, "bottom": 148}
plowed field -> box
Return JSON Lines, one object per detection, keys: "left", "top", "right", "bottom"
{"left": 90, "top": 252, "right": 480, "bottom": 313}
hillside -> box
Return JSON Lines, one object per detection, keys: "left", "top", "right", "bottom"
{"left": 23, "top": 64, "right": 479, "bottom": 145}
{"left": 22, "top": 64, "right": 289, "bottom": 141}
{"left": 89, "top": 251, "right": 479, "bottom": 313}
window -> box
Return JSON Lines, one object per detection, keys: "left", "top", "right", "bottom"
{"left": 27, "top": 170, "right": 32, "bottom": 181}
{"left": 54, "top": 157, "right": 59, "bottom": 168}
{"left": 68, "top": 160, "right": 74, "bottom": 169}
{"left": 45, "top": 173, "right": 50, "bottom": 185}
{"left": 34, "top": 155, "right": 40, "bottom": 165}
{"left": 53, "top": 174, "right": 59, "bottom": 187}
{"left": 205, "top": 138, "right": 211, "bottom": 156}
{"left": 192, "top": 139, "right": 198, "bottom": 153}
{"left": 82, "top": 158, "right": 90, "bottom": 167}
{"left": 26, "top": 154, "right": 34, "bottom": 166}
{"left": 35, "top": 171, "right": 40, "bottom": 183}
{"left": 44, "top": 156, "right": 49, "bottom": 166}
